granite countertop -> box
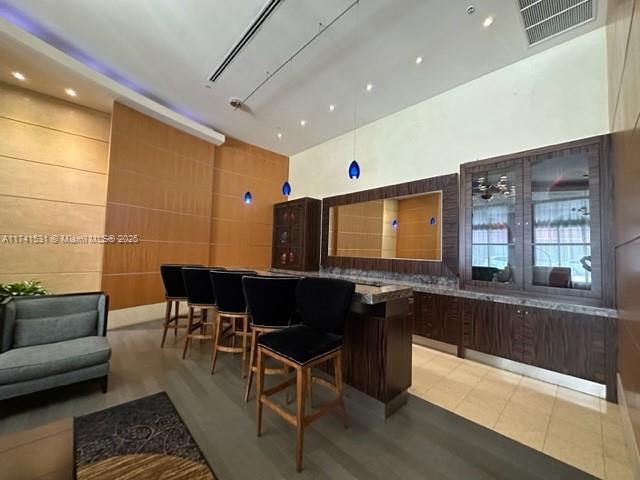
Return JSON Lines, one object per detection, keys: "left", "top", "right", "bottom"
{"left": 264, "top": 269, "right": 412, "bottom": 305}
{"left": 269, "top": 268, "right": 617, "bottom": 318}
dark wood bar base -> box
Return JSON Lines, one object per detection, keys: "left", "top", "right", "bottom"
{"left": 323, "top": 297, "right": 413, "bottom": 418}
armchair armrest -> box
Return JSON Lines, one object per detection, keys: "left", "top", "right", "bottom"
{"left": 0, "top": 296, "right": 16, "bottom": 353}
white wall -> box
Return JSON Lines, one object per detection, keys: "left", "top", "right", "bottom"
{"left": 289, "top": 28, "right": 609, "bottom": 199}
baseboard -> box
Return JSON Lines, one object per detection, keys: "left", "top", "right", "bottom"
{"left": 618, "top": 374, "right": 640, "bottom": 480}
{"left": 108, "top": 302, "right": 166, "bottom": 330}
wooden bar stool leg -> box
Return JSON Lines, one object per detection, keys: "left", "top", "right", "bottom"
{"left": 182, "top": 306, "right": 194, "bottom": 359}
{"left": 296, "top": 366, "right": 306, "bottom": 473}
{"left": 307, "top": 369, "right": 313, "bottom": 407}
{"left": 241, "top": 316, "right": 249, "bottom": 378}
{"left": 161, "top": 300, "right": 171, "bottom": 347}
{"left": 256, "top": 347, "right": 265, "bottom": 437}
{"left": 173, "top": 300, "right": 180, "bottom": 336}
{"left": 211, "top": 312, "right": 223, "bottom": 374}
{"left": 335, "top": 350, "right": 348, "bottom": 428}
{"left": 244, "top": 329, "right": 258, "bottom": 402}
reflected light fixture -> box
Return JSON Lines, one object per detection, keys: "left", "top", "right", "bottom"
{"left": 12, "top": 71, "right": 26, "bottom": 81}
{"left": 243, "top": 191, "right": 253, "bottom": 204}
{"left": 300, "top": 119, "right": 306, "bottom": 127}
{"left": 415, "top": 56, "right": 423, "bottom": 65}
{"left": 392, "top": 219, "right": 398, "bottom": 229}
{"left": 329, "top": 104, "right": 335, "bottom": 112}
{"left": 483, "top": 15, "right": 494, "bottom": 27}
{"left": 282, "top": 181, "right": 291, "bottom": 196}
{"left": 430, "top": 217, "right": 437, "bottom": 225}
{"left": 365, "top": 83, "right": 373, "bottom": 92}
{"left": 277, "top": 132, "right": 283, "bottom": 139}
{"left": 65, "top": 88, "right": 77, "bottom": 97}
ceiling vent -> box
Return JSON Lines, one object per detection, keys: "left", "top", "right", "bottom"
{"left": 518, "top": 0, "right": 595, "bottom": 46}
{"left": 208, "top": 0, "right": 285, "bottom": 83}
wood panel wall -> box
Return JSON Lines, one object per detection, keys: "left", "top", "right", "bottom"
{"left": 607, "top": 0, "right": 640, "bottom": 459}
{"left": 334, "top": 200, "right": 384, "bottom": 258}
{"left": 209, "top": 137, "right": 288, "bottom": 269}
{"left": 396, "top": 193, "right": 441, "bottom": 260}
{"left": 101, "top": 102, "right": 215, "bottom": 309}
{"left": 0, "top": 82, "right": 110, "bottom": 293}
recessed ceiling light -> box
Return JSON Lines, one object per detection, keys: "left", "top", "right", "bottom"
{"left": 483, "top": 15, "right": 494, "bottom": 27}
{"left": 366, "top": 83, "right": 373, "bottom": 92}
{"left": 329, "top": 104, "right": 335, "bottom": 112}
{"left": 415, "top": 56, "right": 423, "bottom": 65}
{"left": 12, "top": 71, "right": 26, "bottom": 81}
{"left": 277, "top": 132, "right": 283, "bottom": 139}
{"left": 300, "top": 119, "right": 306, "bottom": 127}
{"left": 65, "top": 88, "right": 77, "bottom": 97}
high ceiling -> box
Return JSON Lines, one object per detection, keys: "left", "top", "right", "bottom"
{"left": 0, "top": 0, "right": 607, "bottom": 155}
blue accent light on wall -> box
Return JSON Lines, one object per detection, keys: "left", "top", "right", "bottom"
{"left": 243, "top": 191, "right": 253, "bottom": 204}
{"left": 392, "top": 219, "right": 398, "bottom": 229}
{"left": 348, "top": 160, "right": 360, "bottom": 179}
{"left": 282, "top": 181, "right": 291, "bottom": 196}
{"left": 430, "top": 217, "right": 436, "bottom": 225}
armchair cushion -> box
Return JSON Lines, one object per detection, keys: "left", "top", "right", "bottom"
{"left": 0, "top": 336, "right": 110, "bottom": 385}
{"left": 13, "top": 311, "right": 98, "bottom": 348}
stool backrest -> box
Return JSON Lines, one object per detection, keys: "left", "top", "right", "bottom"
{"left": 160, "top": 264, "right": 201, "bottom": 298}
{"left": 182, "top": 267, "right": 225, "bottom": 305}
{"left": 242, "top": 276, "right": 301, "bottom": 328}
{"left": 210, "top": 270, "right": 257, "bottom": 313}
{"left": 296, "top": 277, "right": 355, "bottom": 335}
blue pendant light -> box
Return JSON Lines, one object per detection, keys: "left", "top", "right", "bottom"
{"left": 243, "top": 191, "right": 253, "bottom": 204}
{"left": 348, "top": 160, "right": 360, "bottom": 180}
{"left": 430, "top": 217, "right": 436, "bottom": 225}
{"left": 282, "top": 181, "right": 291, "bottom": 196}
{"left": 392, "top": 219, "right": 398, "bottom": 229}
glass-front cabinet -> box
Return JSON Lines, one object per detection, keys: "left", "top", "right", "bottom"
{"left": 462, "top": 137, "right": 610, "bottom": 304}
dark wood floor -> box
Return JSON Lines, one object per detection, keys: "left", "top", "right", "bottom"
{"left": 0, "top": 320, "right": 596, "bottom": 480}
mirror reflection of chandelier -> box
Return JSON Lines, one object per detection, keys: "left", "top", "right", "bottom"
{"left": 475, "top": 175, "right": 516, "bottom": 201}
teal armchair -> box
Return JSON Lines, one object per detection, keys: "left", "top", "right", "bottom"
{"left": 0, "top": 292, "right": 111, "bottom": 401}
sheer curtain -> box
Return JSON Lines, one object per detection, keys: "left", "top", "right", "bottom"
{"left": 472, "top": 204, "right": 510, "bottom": 268}
{"left": 533, "top": 197, "right": 591, "bottom": 285}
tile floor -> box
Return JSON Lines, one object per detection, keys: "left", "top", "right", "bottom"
{"left": 410, "top": 344, "right": 634, "bottom": 480}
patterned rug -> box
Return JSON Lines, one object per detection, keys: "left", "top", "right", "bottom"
{"left": 74, "top": 392, "right": 216, "bottom": 480}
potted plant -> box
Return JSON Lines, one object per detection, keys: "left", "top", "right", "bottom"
{"left": 0, "top": 280, "right": 50, "bottom": 298}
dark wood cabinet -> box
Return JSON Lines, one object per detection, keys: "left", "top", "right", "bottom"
{"left": 413, "top": 292, "right": 459, "bottom": 346}
{"left": 460, "top": 298, "right": 523, "bottom": 362}
{"left": 271, "top": 197, "right": 321, "bottom": 271}
{"left": 460, "top": 135, "right": 613, "bottom": 307}
{"left": 522, "top": 307, "right": 606, "bottom": 383}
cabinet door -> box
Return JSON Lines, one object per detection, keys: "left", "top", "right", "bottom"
{"left": 413, "top": 292, "right": 438, "bottom": 338}
{"left": 462, "top": 299, "right": 523, "bottom": 362}
{"left": 523, "top": 308, "right": 605, "bottom": 382}
{"left": 287, "top": 201, "right": 306, "bottom": 269}
{"left": 464, "top": 158, "right": 524, "bottom": 290}
{"left": 272, "top": 204, "right": 290, "bottom": 268}
{"left": 523, "top": 141, "right": 603, "bottom": 301}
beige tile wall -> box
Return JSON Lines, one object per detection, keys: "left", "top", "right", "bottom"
{"left": 0, "top": 82, "right": 110, "bottom": 294}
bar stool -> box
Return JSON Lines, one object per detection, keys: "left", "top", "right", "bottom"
{"left": 160, "top": 263, "right": 202, "bottom": 347}
{"left": 181, "top": 266, "right": 225, "bottom": 359}
{"left": 256, "top": 277, "right": 355, "bottom": 472}
{"left": 242, "top": 275, "right": 301, "bottom": 402}
{"left": 210, "top": 270, "right": 257, "bottom": 376}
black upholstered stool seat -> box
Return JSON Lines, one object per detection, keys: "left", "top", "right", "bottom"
{"left": 258, "top": 325, "right": 342, "bottom": 366}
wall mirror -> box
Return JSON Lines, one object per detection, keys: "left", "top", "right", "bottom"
{"left": 321, "top": 174, "right": 459, "bottom": 277}
{"left": 328, "top": 191, "right": 442, "bottom": 261}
